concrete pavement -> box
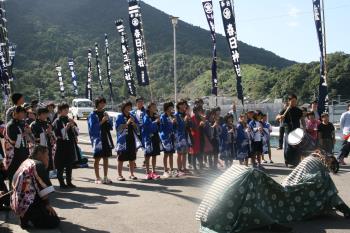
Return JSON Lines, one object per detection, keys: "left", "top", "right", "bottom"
{"left": 1, "top": 120, "right": 350, "bottom": 233}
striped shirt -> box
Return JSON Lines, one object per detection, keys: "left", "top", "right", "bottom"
{"left": 281, "top": 156, "right": 324, "bottom": 186}
{"left": 196, "top": 165, "right": 251, "bottom": 222}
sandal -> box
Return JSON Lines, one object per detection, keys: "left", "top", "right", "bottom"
{"left": 95, "top": 178, "right": 103, "bottom": 184}
{"left": 103, "top": 177, "right": 113, "bottom": 184}
{"left": 129, "top": 176, "right": 138, "bottom": 180}
{"left": 118, "top": 176, "right": 126, "bottom": 181}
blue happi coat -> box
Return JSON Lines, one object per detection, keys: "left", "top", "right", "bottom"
{"left": 174, "top": 112, "right": 191, "bottom": 151}
{"left": 131, "top": 108, "right": 145, "bottom": 129}
{"left": 236, "top": 123, "right": 250, "bottom": 160}
{"left": 87, "top": 111, "right": 113, "bottom": 155}
{"left": 115, "top": 113, "right": 141, "bottom": 152}
{"left": 142, "top": 113, "right": 159, "bottom": 154}
{"left": 159, "top": 113, "right": 175, "bottom": 152}
{"left": 219, "top": 124, "right": 237, "bottom": 160}
{"left": 262, "top": 121, "right": 271, "bottom": 154}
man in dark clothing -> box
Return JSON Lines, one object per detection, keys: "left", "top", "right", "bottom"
{"left": 276, "top": 94, "right": 304, "bottom": 166}
{"left": 11, "top": 145, "right": 60, "bottom": 229}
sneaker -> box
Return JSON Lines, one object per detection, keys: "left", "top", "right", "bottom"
{"left": 95, "top": 178, "right": 103, "bottom": 184}
{"left": 269, "top": 160, "right": 274, "bottom": 164}
{"left": 145, "top": 173, "right": 153, "bottom": 180}
{"left": 262, "top": 160, "right": 268, "bottom": 164}
{"left": 277, "top": 147, "right": 283, "bottom": 150}
{"left": 129, "top": 176, "right": 138, "bottom": 180}
{"left": 151, "top": 172, "right": 160, "bottom": 180}
{"left": 163, "top": 171, "right": 170, "bottom": 179}
{"left": 103, "top": 177, "right": 113, "bottom": 184}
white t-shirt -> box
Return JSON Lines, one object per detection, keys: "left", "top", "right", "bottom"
{"left": 340, "top": 111, "right": 350, "bottom": 135}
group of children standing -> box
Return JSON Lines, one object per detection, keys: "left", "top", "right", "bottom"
{"left": 305, "top": 111, "right": 336, "bottom": 154}
{"left": 0, "top": 93, "right": 81, "bottom": 195}
{"left": 87, "top": 97, "right": 275, "bottom": 182}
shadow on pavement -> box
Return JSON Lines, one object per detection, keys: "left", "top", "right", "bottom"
{"left": 0, "top": 224, "right": 13, "bottom": 233}
{"left": 51, "top": 187, "right": 140, "bottom": 210}
{"left": 60, "top": 220, "right": 109, "bottom": 233}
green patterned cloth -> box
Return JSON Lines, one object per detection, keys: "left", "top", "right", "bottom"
{"left": 196, "top": 156, "right": 346, "bottom": 233}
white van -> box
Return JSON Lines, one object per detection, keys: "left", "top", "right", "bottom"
{"left": 70, "top": 98, "right": 93, "bottom": 120}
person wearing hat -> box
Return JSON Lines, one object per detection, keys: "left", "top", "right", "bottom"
{"left": 5, "top": 93, "right": 25, "bottom": 124}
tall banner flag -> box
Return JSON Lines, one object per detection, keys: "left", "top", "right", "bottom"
{"left": 104, "top": 34, "right": 114, "bottom": 100}
{"left": 219, "top": 0, "right": 244, "bottom": 103}
{"left": 116, "top": 20, "right": 137, "bottom": 97}
{"left": 128, "top": 0, "right": 149, "bottom": 86}
{"left": 55, "top": 65, "right": 65, "bottom": 99}
{"left": 0, "top": 3, "right": 10, "bottom": 100}
{"left": 202, "top": 0, "right": 218, "bottom": 96}
{"left": 85, "top": 49, "right": 93, "bottom": 101}
{"left": 0, "top": 51, "right": 9, "bottom": 101}
{"left": 68, "top": 58, "right": 78, "bottom": 96}
{"left": 313, "top": 0, "right": 328, "bottom": 114}
{"left": 95, "top": 43, "right": 103, "bottom": 91}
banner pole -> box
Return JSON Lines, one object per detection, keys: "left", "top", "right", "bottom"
{"left": 321, "top": 0, "right": 327, "bottom": 83}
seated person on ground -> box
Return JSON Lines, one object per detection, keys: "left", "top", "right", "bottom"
{"left": 11, "top": 145, "right": 60, "bottom": 229}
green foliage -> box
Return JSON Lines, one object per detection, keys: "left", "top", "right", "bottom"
{"left": 5, "top": 0, "right": 349, "bottom": 103}
{"left": 7, "top": 0, "right": 295, "bottom": 103}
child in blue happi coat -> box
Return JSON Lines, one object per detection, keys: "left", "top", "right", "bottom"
{"left": 142, "top": 102, "right": 161, "bottom": 180}
{"left": 159, "top": 102, "right": 176, "bottom": 178}
{"left": 262, "top": 113, "right": 273, "bottom": 163}
{"left": 174, "top": 99, "right": 192, "bottom": 176}
{"left": 219, "top": 114, "right": 237, "bottom": 168}
{"left": 88, "top": 97, "right": 114, "bottom": 184}
{"left": 236, "top": 114, "right": 250, "bottom": 166}
{"left": 115, "top": 101, "right": 141, "bottom": 181}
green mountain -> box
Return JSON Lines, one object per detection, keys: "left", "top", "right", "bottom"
{"left": 181, "top": 52, "right": 350, "bottom": 103}
{"left": 6, "top": 0, "right": 296, "bottom": 102}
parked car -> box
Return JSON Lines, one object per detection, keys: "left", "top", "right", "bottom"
{"left": 70, "top": 98, "right": 93, "bottom": 120}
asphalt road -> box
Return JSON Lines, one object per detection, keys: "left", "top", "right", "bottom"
{"left": 1, "top": 119, "right": 350, "bottom": 233}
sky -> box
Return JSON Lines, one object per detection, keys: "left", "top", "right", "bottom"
{"left": 143, "top": 0, "right": 350, "bottom": 63}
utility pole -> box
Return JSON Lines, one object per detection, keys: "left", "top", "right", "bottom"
{"left": 171, "top": 16, "right": 179, "bottom": 104}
